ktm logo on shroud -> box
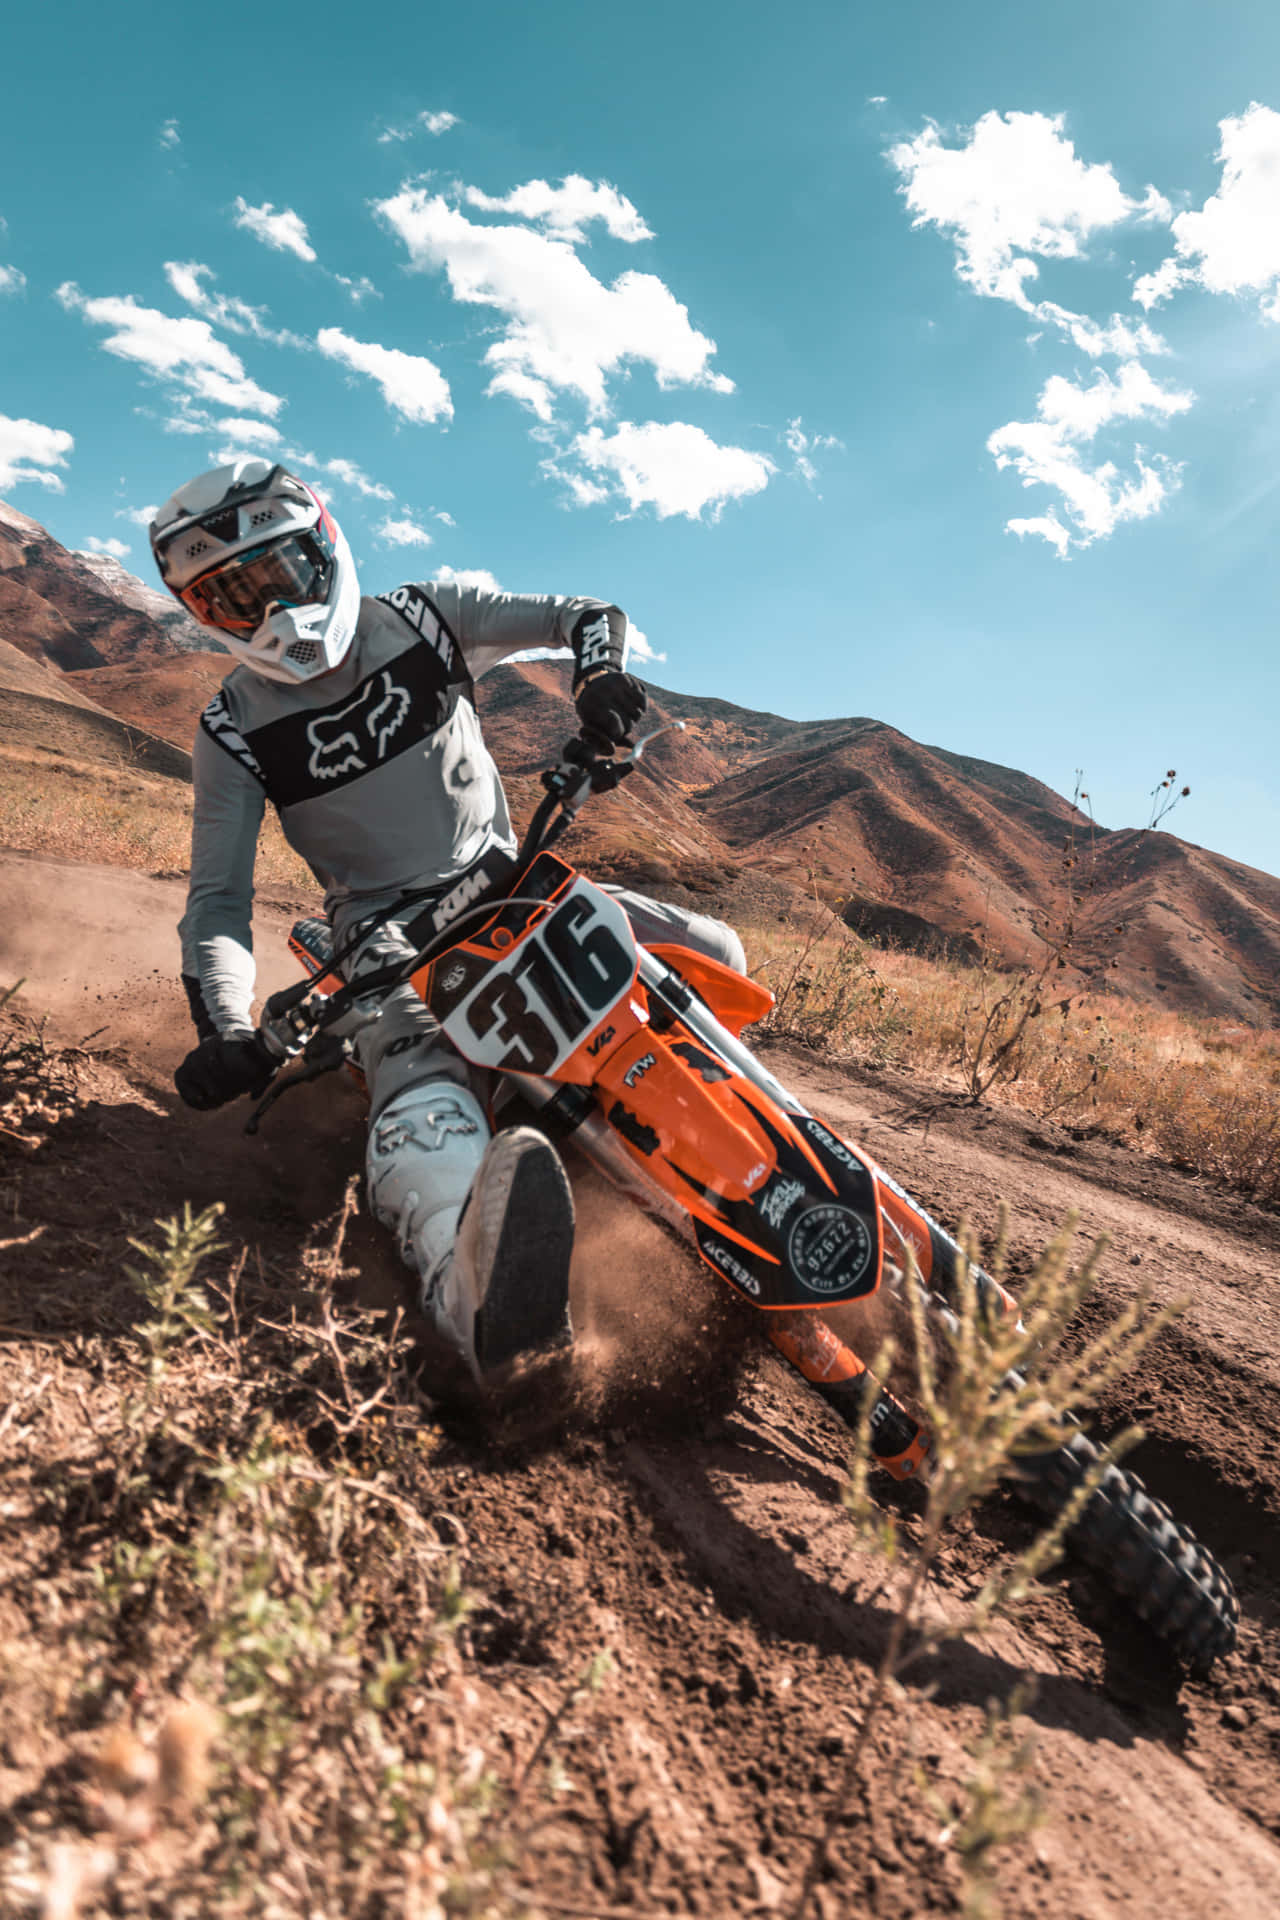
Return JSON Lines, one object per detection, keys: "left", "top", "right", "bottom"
{"left": 432, "top": 867, "right": 489, "bottom": 933}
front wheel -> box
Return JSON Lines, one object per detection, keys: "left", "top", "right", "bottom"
{"left": 1016, "top": 1430, "right": 1239, "bottom": 1673}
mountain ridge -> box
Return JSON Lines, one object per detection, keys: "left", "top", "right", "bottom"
{"left": 1, "top": 494, "right": 1275, "bottom": 1023}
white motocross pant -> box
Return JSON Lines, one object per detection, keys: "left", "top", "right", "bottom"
{"left": 347, "top": 887, "right": 745, "bottom": 1328}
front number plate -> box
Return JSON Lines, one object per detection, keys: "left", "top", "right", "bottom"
{"left": 441, "top": 879, "right": 638, "bottom": 1075}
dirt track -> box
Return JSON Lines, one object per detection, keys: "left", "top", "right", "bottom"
{"left": 3, "top": 851, "right": 1280, "bottom": 1917}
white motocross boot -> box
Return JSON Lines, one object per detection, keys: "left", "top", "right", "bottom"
{"left": 366, "top": 1082, "right": 574, "bottom": 1380}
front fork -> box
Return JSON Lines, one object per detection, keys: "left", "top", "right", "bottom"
{"left": 769, "top": 1312, "right": 934, "bottom": 1481}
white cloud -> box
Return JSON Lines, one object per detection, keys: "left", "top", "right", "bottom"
{"left": 1133, "top": 257, "right": 1185, "bottom": 311}
{"left": 1033, "top": 302, "right": 1166, "bottom": 359}
{"left": 1043, "top": 361, "right": 1191, "bottom": 435}
{"left": 212, "top": 416, "right": 282, "bottom": 450}
{"left": 625, "top": 625, "right": 666, "bottom": 666}
{"left": 164, "top": 260, "right": 304, "bottom": 346}
{"left": 232, "top": 197, "right": 316, "bottom": 263}
{"left": 0, "top": 265, "right": 26, "bottom": 296}
{"left": 1134, "top": 104, "right": 1280, "bottom": 321}
{"left": 117, "top": 503, "right": 158, "bottom": 527}
{"left": 889, "top": 110, "right": 1139, "bottom": 308}
{"left": 541, "top": 461, "right": 611, "bottom": 507}
{"left": 463, "top": 175, "right": 653, "bottom": 244}
{"left": 562, "top": 420, "right": 774, "bottom": 521}
{"left": 377, "top": 513, "right": 434, "bottom": 547}
{"left": 0, "top": 414, "right": 74, "bottom": 492}
{"left": 83, "top": 535, "right": 131, "bottom": 559}
{"left": 784, "top": 417, "right": 843, "bottom": 490}
{"left": 1137, "top": 185, "right": 1174, "bottom": 224}
{"left": 333, "top": 272, "right": 380, "bottom": 303}
{"left": 145, "top": 419, "right": 393, "bottom": 506}
{"left": 378, "top": 108, "right": 459, "bottom": 143}
{"left": 890, "top": 109, "right": 1194, "bottom": 550}
{"left": 432, "top": 564, "right": 502, "bottom": 592}
{"left": 435, "top": 509, "right": 455, "bottom": 527}
{"left": 317, "top": 456, "right": 394, "bottom": 500}
{"left": 889, "top": 110, "right": 1170, "bottom": 360}
{"left": 376, "top": 184, "right": 732, "bottom": 422}
{"left": 158, "top": 118, "right": 180, "bottom": 150}
{"left": 57, "top": 283, "right": 284, "bottom": 417}
{"left": 1006, "top": 513, "right": 1071, "bottom": 558}
{"left": 988, "top": 362, "right": 1192, "bottom": 550}
{"left": 316, "top": 326, "right": 453, "bottom": 424}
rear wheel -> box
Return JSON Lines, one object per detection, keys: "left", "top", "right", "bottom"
{"left": 1016, "top": 1430, "right": 1239, "bottom": 1673}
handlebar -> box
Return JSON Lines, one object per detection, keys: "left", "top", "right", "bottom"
{"left": 244, "top": 720, "right": 687, "bottom": 1132}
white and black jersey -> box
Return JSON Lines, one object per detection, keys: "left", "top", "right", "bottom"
{"left": 180, "top": 580, "right": 629, "bottom": 1034}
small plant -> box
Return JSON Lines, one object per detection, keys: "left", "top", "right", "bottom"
{"left": 789, "top": 1213, "right": 1183, "bottom": 1919}
{"left": 1146, "top": 768, "right": 1192, "bottom": 831}
{"left": 116, "top": 1201, "right": 224, "bottom": 1504}
{"left": 923, "top": 1684, "right": 1046, "bottom": 1920}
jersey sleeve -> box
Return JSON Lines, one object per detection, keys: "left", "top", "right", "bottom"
{"left": 178, "top": 719, "right": 267, "bottom": 1035}
{"left": 423, "top": 581, "right": 629, "bottom": 684}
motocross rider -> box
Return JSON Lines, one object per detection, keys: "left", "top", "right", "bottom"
{"left": 152, "top": 459, "right": 744, "bottom": 1382}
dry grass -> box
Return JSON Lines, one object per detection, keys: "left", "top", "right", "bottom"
{"left": 0, "top": 745, "right": 312, "bottom": 890}
{"left": 743, "top": 908, "right": 1280, "bottom": 1207}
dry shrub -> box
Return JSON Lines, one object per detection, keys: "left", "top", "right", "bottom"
{"left": 746, "top": 905, "right": 914, "bottom": 1066}
{"left": 0, "top": 745, "right": 310, "bottom": 889}
{"left": 738, "top": 907, "right": 1279, "bottom": 1208}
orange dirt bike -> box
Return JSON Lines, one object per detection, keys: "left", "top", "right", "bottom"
{"left": 247, "top": 727, "right": 1238, "bottom": 1673}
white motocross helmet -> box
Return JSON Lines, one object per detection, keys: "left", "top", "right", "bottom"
{"left": 150, "top": 459, "right": 361, "bottom": 684}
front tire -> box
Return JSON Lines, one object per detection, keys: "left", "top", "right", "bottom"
{"left": 1016, "top": 1430, "right": 1239, "bottom": 1673}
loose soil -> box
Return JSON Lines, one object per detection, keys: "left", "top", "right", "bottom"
{"left": 2, "top": 853, "right": 1280, "bottom": 1917}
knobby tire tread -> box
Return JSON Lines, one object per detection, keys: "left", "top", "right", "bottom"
{"left": 1017, "top": 1430, "right": 1239, "bottom": 1672}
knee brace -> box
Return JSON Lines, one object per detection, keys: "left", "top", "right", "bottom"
{"left": 366, "top": 1080, "right": 489, "bottom": 1282}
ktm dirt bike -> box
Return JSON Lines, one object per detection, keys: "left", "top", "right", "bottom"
{"left": 247, "top": 727, "right": 1238, "bottom": 1674}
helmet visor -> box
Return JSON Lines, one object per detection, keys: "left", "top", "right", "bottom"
{"left": 179, "top": 528, "right": 334, "bottom": 634}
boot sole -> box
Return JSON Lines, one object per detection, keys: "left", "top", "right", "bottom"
{"left": 472, "top": 1138, "right": 575, "bottom": 1377}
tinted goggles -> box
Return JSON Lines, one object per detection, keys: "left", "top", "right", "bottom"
{"left": 180, "top": 527, "right": 335, "bottom": 634}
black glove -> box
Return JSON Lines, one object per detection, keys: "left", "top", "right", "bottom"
{"left": 175, "top": 1030, "right": 276, "bottom": 1111}
{"left": 574, "top": 669, "right": 647, "bottom": 751}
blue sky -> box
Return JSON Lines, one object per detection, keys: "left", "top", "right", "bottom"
{"left": 3, "top": 0, "right": 1279, "bottom": 874}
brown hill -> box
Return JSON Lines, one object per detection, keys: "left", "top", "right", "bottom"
{"left": 71, "top": 548, "right": 217, "bottom": 654}
{"left": 0, "top": 498, "right": 213, "bottom": 673}
{"left": 0, "top": 494, "right": 1276, "bottom": 1024}
{"left": 72, "top": 651, "right": 236, "bottom": 750}
{"left": 479, "top": 666, "right": 1280, "bottom": 1023}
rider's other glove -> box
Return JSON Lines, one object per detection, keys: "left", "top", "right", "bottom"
{"left": 175, "top": 1030, "right": 276, "bottom": 1111}
{"left": 573, "top": 669, "right": 647, "bottom": 751}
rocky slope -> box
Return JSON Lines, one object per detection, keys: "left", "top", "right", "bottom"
{"left": 0, "top": 498, "right": 213, "bottom": 672}
{"left": 72, "top": 546, "right": 219, "bottom": 653}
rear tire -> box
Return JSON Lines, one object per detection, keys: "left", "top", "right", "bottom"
{"left": 1016, "top": 1430, "right": 1239, "bottom": 1673}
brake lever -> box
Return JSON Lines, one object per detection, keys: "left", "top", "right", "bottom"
{"left": 555, "top": 719, "right": 688, "bottom": 792}
{"left": 614, "top": 719, "right": 687, "bottom": 765}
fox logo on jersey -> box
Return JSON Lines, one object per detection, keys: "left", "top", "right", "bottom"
{"left": 306, "top": 671, "right": 411, "bottom": 782}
